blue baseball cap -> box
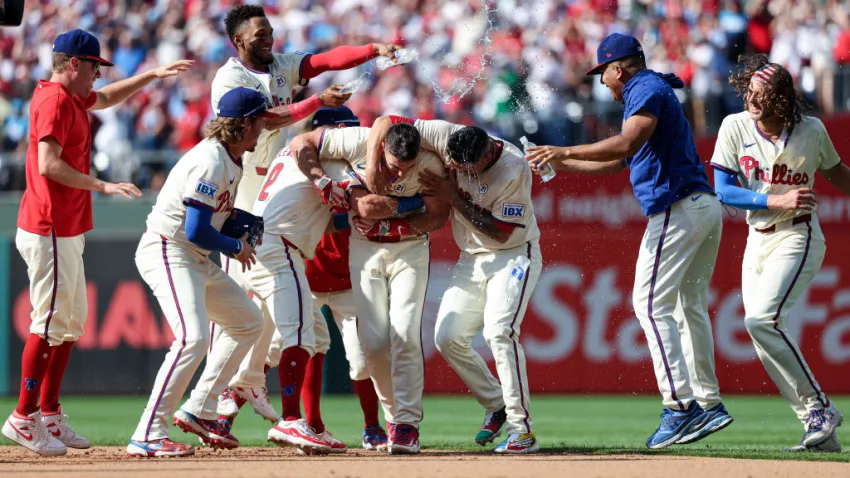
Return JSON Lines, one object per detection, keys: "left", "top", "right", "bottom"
{"left": 216, "top": 88, "right": 278, "bottom": 118}
{"left": 53, "top": 29, "right": 113, "bottom": 67}
{"left": 311, "top": 106, "right": 360, "bottom": 129}
{"left": 586, "top": 33, "right": 644, "bottom": 75}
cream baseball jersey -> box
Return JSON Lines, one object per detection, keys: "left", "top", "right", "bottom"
{"left": 211, "top": 53, "right": 309, "bottom": 170}
{"left": 252, "top": 147, "right": 353, "bottom": 259}
{"left": 711, "top": 112, "right": 841, "bottom": 229}
{"left": 413, "top": 119, "right": 540, "bottom": 253}
{"left": 317, "top": 126, "right": 445, "bottom": 241}
{"left": 145, "top": 139, "right": 242, "bottom": 255}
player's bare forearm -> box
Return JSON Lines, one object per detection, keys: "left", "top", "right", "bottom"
{"left": 38, "top": 139, "right": 106, "bottom": 192}
{"left": 451, "top": 193, "right": 511, "bottom": 243}
{"left": 561, "top": 158, "right": 627, "bottom": 175}
{"left": 365, "top": 116, "right": 393, "bottom": 194}
{"left": 93, "top": 70, "right": 157, "bottom": 110}
{"left": 349, "top": 189, "right": 398, "bottom": 219}
{"left": 291, "top": 131, "right": 328, "bottom": 183}
{"left": 820, "top": 163, "right": 850, "bottom": 196}
{"left": 407, "top": 196, "right": 450, "bottom": 235}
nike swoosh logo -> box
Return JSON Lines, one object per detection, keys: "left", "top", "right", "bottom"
{"left": 254, "top": 83, "right": 262, "bottom": 90}
{"left": 10, "top": 423, "right": 33, "bottom": 441}
{"left": 252, "top": 390, "right": 259, "bottom": 399}
{"left": 691, "top": 195, "right": 702, "bottom": 202}
{"left": 744, "top": 143, "right": 755, "bottom": 148}
{"left": 49, "top": 427, "right": 61, "bottom": 437}
{"left": 229, "top": 177, "right": 235, "bottom": 184}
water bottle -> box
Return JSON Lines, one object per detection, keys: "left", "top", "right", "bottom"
{"left": 375, "top": 49, "right": 418, "bottom": 70}
{"left": 505, "top": 256, "right": 531, "bottom": 308}
{"left": 519, "top": 136, "right": 556, "bottom": 182}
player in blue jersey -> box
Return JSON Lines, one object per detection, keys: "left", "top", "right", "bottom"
{"left": 526, "top": 33, "right": 732, "bottom": 449}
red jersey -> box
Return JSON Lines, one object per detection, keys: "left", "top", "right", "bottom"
{"left": 305, "top": 229, "right": 352, "bottom": 293}
{"left": 17, "top": 81, "right": 97, "bottom": 237}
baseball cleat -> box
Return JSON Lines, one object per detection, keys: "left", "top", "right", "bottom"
{"left": 362, "top": 425, "right": 389, "bottom": 451}
{"left": 784, "top": 430, "right": 841, "bottom": 453}
{"left": 2, "top": 410, "right": 67, "bottom": 456}
{"left": 41, "top": 407, "right": 90, "bottom": 449}
{"left": 676, "top": 402, "right": 733, "bottom": 445}
{"left": 645, "top": 401, "right": 704, "bottom": 449}
{"left": 268, "top": 418, "right": 331, "bottom": 455}
{"left": 802, "top": 404, "right": 843, "bottom": 448}
{"left": 494, "top": 432, "right": 540, "bottom": 454}
{"left": 173, "top": 409, "right": 239, "bottom": 450}
{"left": 475, "top": 407, "right": 507, "bottom": 446}
{"left": 127, "top": 438, "right": 195, "bottom": 457}
{"left": 387, "top": 422, "right": 420, "bottom": 454}
{"left": 317, "top": 429, "right": 347, "bottom": 453}
{"left": 232, "top": 386, "right": 279, "bottom": 423}
{"left": 216, "top": 388, "right": 241, "bottom": 417}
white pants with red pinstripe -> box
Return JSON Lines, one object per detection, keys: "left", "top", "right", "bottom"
{"left": 350, "top": 236, "right": 429, "bottom": 426}
{"left": 131, "top": 232, "right": 263, "bottom": 442}
{"left": 435, "top": 242, "right": 541, "bottom": 435}
{"left": 742, "top": 216, "right": 831, "bottom": 422}
{"left": 633, "top": 194, "right": 723, "bottom": 411}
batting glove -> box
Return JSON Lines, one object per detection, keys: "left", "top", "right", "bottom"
{"left": 353, "top": 217, "right": 411, "bottom": 238}
{"left": 314, "top": 175, "right": 351, "bottom": 212}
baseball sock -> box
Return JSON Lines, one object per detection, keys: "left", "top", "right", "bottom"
{"left": 278, "top": 347, "right": 310, "bottom": 421}
{"left": 40, "top": 341, "right": 75, "bottom": 415}
{"left": 354, "top": 379, "right": 380, "bottom": 428}
{"left": 302, "top": 353, "right": 325, "bottom": 433}
{"left": 15, "top": 334, "right": 52, "bottom": 416}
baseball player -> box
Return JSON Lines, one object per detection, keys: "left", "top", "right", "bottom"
{"left": 209, "top": 4, "right": 401, "bottom": 416}
{"left": 525, "top": 33, "right": 733, "bottom": 449}
{"left": 217, "top": 107, "right": 386, "bottom": 452}
{"left": 710, "top": 56, "right": 850, "bottom": 451}
{"left": 2, "top": 29, "right": 190, "bottom": 457}
{"left": 364, "top": 117, "right": 542, "bottom": 454}
{"left": 292, "top": 122, "right": 450, "bottom": 454}
{"left": 126, "top": 88, "right": 272, "bottom": 458}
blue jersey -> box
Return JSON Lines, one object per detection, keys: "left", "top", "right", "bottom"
{"left": 622, "top": 70, "right": 713, "bottom": 216}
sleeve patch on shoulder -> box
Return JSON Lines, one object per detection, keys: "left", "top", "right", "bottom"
{"left": 195, "top": 178, "right": 219, "bottom": 199}
{"left": 502, "top": 203, "right": 525, "bottom": 218}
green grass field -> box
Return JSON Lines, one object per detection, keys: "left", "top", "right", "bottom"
{"left": 1, "top": 395, "right": 848, "bottom": 462}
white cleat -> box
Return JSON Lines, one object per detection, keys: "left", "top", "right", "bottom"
{"left": 785, "top": 430, "right": 841, "bottom": 453}
{"left": 233, "top": 387, "right": 279, "bottom": 423}
{"left": 41, "top": 407, "right": 90, "bottom": 449}
{"left": 2, "top": 410, "right": 67, "bottom": 456}
{"left": 802, "top": 404, "right": 844, "bottom": 448}
{"left": 216, "top": 388, "right": 240, "bottom": 417}
{"left": 268, "top": 418, "right": 331, "bottom": 455}
{"left": 296, "top": 429, "right": 347, "bottom": 454}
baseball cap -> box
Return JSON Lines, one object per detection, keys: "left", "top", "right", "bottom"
{"left": 311, "top": 106, "right": 361, "bottom": 129}
{"left": 586, "top": 33, "right": 644, "bottom": 75}
{"left": 53, "top": 29, "right": 114, "bottom": 67}
{"left": 216, "top": 88, "right": 278, "bottom": 119}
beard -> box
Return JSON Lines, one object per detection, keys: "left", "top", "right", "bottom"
{"left": 251, "top": 50, "right": 274, "bottom": 66}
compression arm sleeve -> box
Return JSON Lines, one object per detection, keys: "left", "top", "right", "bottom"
{"left": 300, "top": 45, "right": 377, "bottom": 79}
{"left": 185, "top": 204, "right": 242, "bottom": 255}
{"left": 713, "top": 168, "right": 768, "bottom": 210}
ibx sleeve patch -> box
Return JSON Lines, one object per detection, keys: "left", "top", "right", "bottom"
{"left": 502, "top": 203, "right": 525, "bottom": 218}
{"left": 196, "top": 179, "right": 219, "bottom": 199}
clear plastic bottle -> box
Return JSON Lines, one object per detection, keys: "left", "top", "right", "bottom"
{"left": 504, "top": 256, "right": 531, "bottom": 308}
{"left": 375, "top": 49, "right": 418, "bottom": 70}
{"left": 519, "top": 136, "right": 556, "bottom": 182}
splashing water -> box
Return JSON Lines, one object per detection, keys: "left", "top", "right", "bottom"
{"left": 341, "top": 71, "right": 372, "bottom": 95}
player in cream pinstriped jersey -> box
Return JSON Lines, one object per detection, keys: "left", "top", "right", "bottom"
{"left": 711, "top": 57, "right": 850, "bottom": 452}
{"left": 366, "top": 116, "right": 542, "bottom": 454}
{"left": 293, "top": 123, "right": 450, "bottom": 454}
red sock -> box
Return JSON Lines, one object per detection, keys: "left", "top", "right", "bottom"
{"left": 16, "top": 334, "right": 53, "bottom": 416}
{"left": 278, "top": 347, "right": 310, "bottom": 421}
{"left": 302, "top": 353, "right": 325, "bottom": 433}
{"left": 354, "top": 379, "right": 380, "bottom": 428}
{"left": 40, "top": 341, "right": 75, "bottom": 415}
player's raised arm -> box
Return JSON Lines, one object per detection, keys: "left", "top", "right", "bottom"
{"left": 91, "top": 60, "right": 193, "bottom": 111}
{"left": 365, "top": 115, "right": 395, "bottom": 195}
{"left": 262, "top": 85, "right": 352, "bottom": 131}
{"left": 300, "top": 43, "right": 401, "bottom": 80}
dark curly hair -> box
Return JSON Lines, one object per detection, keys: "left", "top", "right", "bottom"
{"left": 224, "top": 5, "right": 266, "bottom": 47}
{"left": 447, "top": 126, "right": 490, "bottom": 164}
{"left": 729, "top": 54, "right": 809, "bottom": 131}
{"left": 385, "top": 123, "right": 421, "bottom": 162}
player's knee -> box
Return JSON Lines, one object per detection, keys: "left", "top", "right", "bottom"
{"left": 482, "top": 323, "right": 512, "bottom": 346}
{"left": 744, "top": 314, "right": 773, "bottom": 336}
{"left": 360, "top": 337, "right": 390, "bottom": 358}
{"left": 182, "top": 336, "right": 211, "bottom": 359}
{"left": 434, "top": 327, "right": 465, "bottom": 354}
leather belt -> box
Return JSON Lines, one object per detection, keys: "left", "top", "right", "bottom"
{"left": 756, "top": 214, "right": 811, "bottom": 233}
{"left": 256, "top": 167, "right": 268, "bottom": 175}
{"left": 367, "top": 235, "right": 402, "bottom": 244}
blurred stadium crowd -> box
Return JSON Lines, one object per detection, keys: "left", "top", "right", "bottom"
{"left": 1, "top": 0, "right": 849, "bottom": 191}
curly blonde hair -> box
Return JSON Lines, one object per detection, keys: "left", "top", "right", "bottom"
{"left": 728, "top": 54, "right": 809, "bottom": 131}
{"left": 203, "top": 117, "right": 256, "bottom": 144}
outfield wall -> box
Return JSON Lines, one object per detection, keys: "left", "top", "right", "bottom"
{"left": 2, "top": 115, "right": 850, "bottom": 396}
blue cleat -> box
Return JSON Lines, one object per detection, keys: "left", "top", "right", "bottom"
{"left": 677, "top": 402, "right": 734, "bottom": 445}
{"left": 362, "top": 425, "right": 389, "bottom": 451}
{"left": 646, "top": 401, "right": 704, "bottom": 449}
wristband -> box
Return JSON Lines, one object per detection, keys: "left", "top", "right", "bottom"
{"left": 288, "top": 94, "right": 323, "bottom": 122}
{"left": 396, "top": 195, "right": 424, "bottom": 215}
{"left": 333, "top": 213, "right": 351, "bottom": 231}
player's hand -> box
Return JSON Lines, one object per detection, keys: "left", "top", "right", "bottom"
{"left": 314, "top": 175, "right": 351, "bottom": 212}
{"left": 353, "top": 216, "right": 411, "bottom": 238}
{"left": 767, "top": 188, "right": 817, "bottom": 211}
{"left": 525, "top": 145, "right": 567, "bottom": 172}
{"left": 234, "top": 233, "right": 257, "bottom": 272}
{"left": 318, "top": 85, "right": 352, "bottom": 108}
{"left": 102, "top": 181, "right": 143, "bottom": 200}
{"left": 373, "top": 43, "right": 402, "bottom": 60}
{"left": 150, "top": 60, "right": 194, "bottom": 79}
{"left": 419, "top": 168, "right": 457, "bottom": 199}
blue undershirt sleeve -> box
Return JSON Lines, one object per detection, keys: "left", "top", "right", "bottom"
{"left": 713, "top": 168, "right": 768, "bottom": 210}
{"left": 185, "top": 204, "right": 242, "bottom": 255}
